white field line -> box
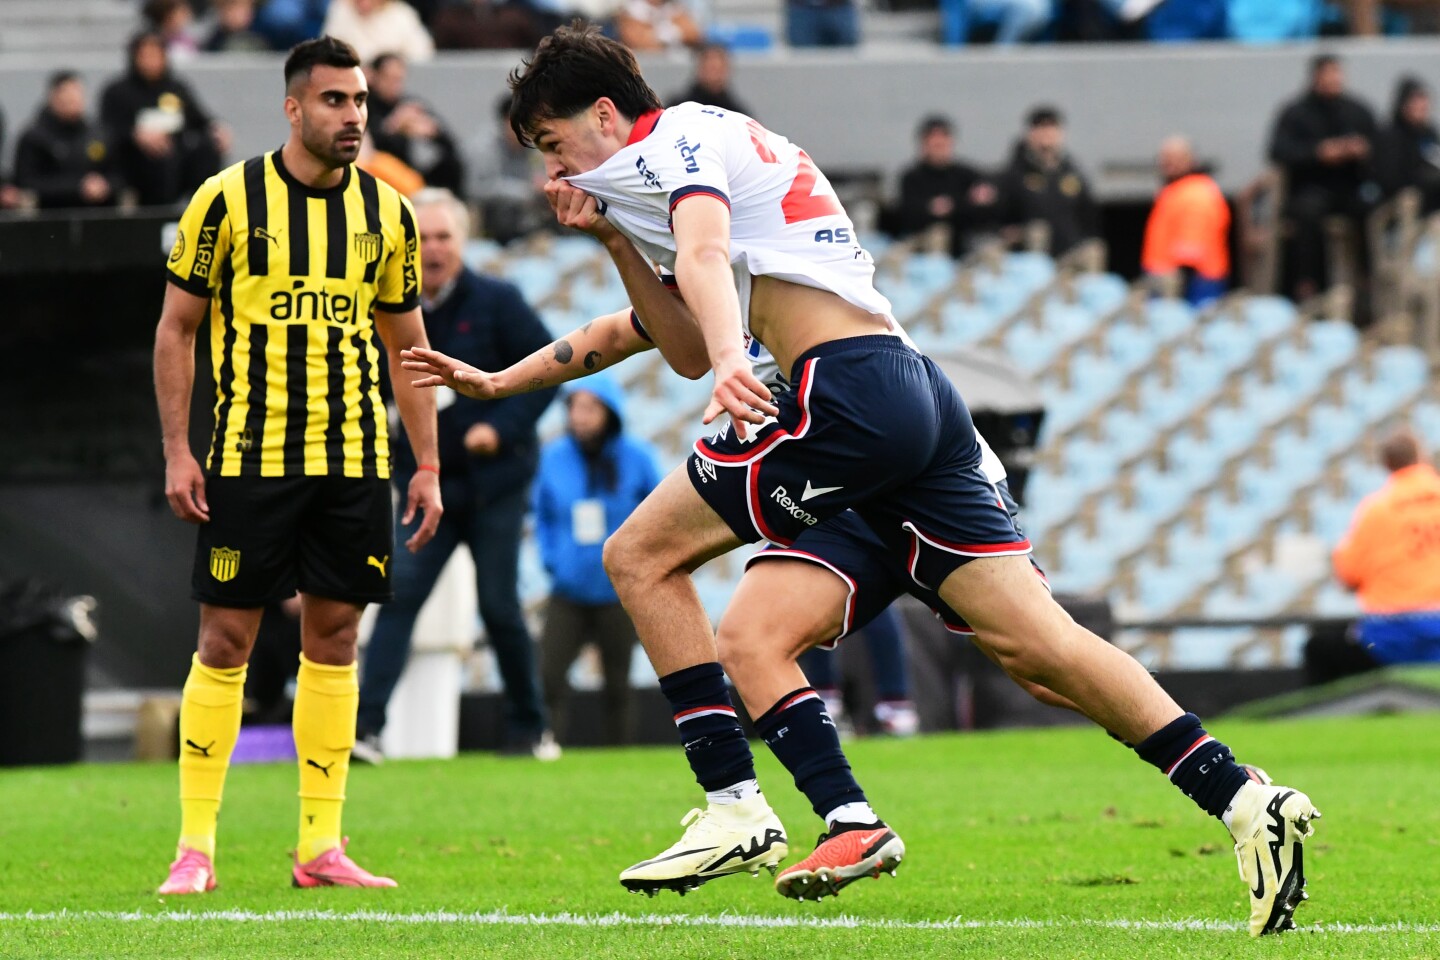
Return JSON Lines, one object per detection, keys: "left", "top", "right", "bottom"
{"left": 0, "top": 910, "right": 1435, "bottom": 934}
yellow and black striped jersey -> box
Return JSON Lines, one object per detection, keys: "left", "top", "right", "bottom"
{"left": 166, "top": 149, "right": 420, "bottom": 479}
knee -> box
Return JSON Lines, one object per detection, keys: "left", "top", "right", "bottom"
{"left": 975, "top": 606, "right": 1076, "bottom": 684}
{"left": 602, "top": 526, "right": 666, "bottom": 596}
{"left": 198, "top": 618, "right": 256, "bottom": 669}
{"left": 716, "top": 616, "right": 821, "bottom": 677}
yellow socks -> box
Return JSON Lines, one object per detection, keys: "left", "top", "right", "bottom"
{"left": 293, "top": 654, "right": 358, "bottom": 863}
{"left": 177, "top": 653, "right": 247, "bottom": 860}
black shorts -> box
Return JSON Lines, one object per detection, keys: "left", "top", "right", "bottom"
{"left": 746, "top": 481, "right": 1048, "bottom": 648}
{"left": 688, "top": 335, "right": 1030, "bottom": 590}
{"left": 192, "top": 476, "right": 394, "bottom": 608}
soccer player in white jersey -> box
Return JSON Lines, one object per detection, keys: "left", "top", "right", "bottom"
{"left": 410, "top": 25, "right": 1319, "bottom": 935}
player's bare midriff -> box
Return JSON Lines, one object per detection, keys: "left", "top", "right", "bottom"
{"left": 749, "top": 275, "right": 893, "bottom": 377}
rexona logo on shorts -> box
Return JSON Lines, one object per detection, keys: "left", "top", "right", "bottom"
{"left": 770, "top": 486, "right": 819, "bottom": 527}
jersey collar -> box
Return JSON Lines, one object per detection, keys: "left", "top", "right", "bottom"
{"left": 626, "top": 109, "right": 663, "bottom": 146}
{"left": 271, "top": 147, "right": 352, "bottom": 197}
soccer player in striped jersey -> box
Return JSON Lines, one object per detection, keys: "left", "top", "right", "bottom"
{"left": 152, "top": 36, "right": 443, "bottom": 894}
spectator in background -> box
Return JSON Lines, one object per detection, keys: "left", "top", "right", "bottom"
{"left": 356, "top": 131, "right": 425, "bottom": 196}
{"left": 1332, "top": 428, "right": 1440, "bottom": 667}
{"left": 996, "top": 105, "right": 1098, "bottom": 255}
{"left": 324, "top": 0, "right": 436, "bottom": 64}
{"left": 473, "top": 93, "right": 551, "bottom": 243}
{"left": 100, "top": 32, "right": 229, "bottom": 206}
{"left": 144, "top": 0, "right": 201, "bottom": 61}
{"left": 203, "top": 0, "right": 272, "bottom": 52}
{"left": 534, "top": 377, "right": 660, "bottom": 747}
{"left": 668, "top": 43, "right": 751, "bottom": 116}
{"left": 430, "top": 0, "right": 551, "bottom": 50}
{"left": 798, "top": 606, "right": 919, "bottom": 737}
{"left": 940, "top": 0, "right": 1053, "bottom": 45}
{"left": 14, "top": 72, "right": 119, "bottom": 210}
{"left": 887, "top": 115, "right": 999, "bottom": 259}
{"left": 1267, "top": 54, "right": 1377, "bottom": 302}
{"left": 1140, "top": 135, "right": 1230, "bottom": 306}
{"left": 1375, "top": 76, "right": 1440, "bottom": 215}
{"left": 355, "top": 189, "right": 558, "bottom": 763}
{"left": 786, "top": 0, "right": 859, "bottom": 47}
{"left": 1339, "top": 0, "right": 1440, "bottom": 35}
{"left": 614, "top": 0, "right": 703, "bottom": 52}
{"left": 252, "top": 0, "right": 329, "bottom": 50}
{"left": 0, "top": 106, "right": 22, "bottom": 210}
{"left": 367, "top": 54, "right": 467, "bottom": 197}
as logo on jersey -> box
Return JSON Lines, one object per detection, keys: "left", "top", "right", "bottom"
{"left": 674, "top": 136, "right": 702, "bottom": 174}
{"left": 635, "top": 156, "right": 662, "bottom": 191}
{"left": 813, "top": 227, "right": 852, "bottom": 244}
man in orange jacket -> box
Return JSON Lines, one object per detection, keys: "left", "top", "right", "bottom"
{"left": 1141, "top": 136, "right": 1230, "bottom": 306}
{"left": 1332, "top": 428, "right": 1440, "bottom": 665}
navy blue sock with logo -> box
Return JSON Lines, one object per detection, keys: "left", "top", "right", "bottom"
{"left": 753, "top": 687, "right": 868, "bottom": 820}
{"left": 1135, "top": 712, "right": 1251, "bottom": 820}
{"left": 658, "top": 662, "right": 757, "bottom": 792}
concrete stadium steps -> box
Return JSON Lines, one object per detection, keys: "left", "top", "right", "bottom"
{"left": 0, "top": 0, "right": 138, "bottom": 54}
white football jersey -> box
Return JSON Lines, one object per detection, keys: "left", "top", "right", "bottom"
{"left": 566, "top": 102, "right": 896, "bottom": 346}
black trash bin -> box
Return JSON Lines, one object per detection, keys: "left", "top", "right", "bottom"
{"left": 0, "top": 580, "right": 97, "bottom": 766}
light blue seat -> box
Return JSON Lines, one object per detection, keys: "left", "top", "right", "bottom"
{"left": 1168, "top": 627, "right": 1258, "bottom": 671}
{"left": 1100, "top": 409, "right": 1156, "bottom": 462}
{"left": 1002, "top": 252, "right": 1056, "bottom": 294}
{"left": 1039, "top": 299, "right": 1098, "bottom": 343}
{"left": 1373, "top": 346, "right": 1430, "bottom": 395}
{"left": 1305, "top": 320, "right": 1360, "bottom": 366}
{"left": 937, "top": 299, "right": 1003, "bottom": 342}
{"left": 1268, "top": 342, "right": 1329, "bottom": 397}
{"left": 1205, "top": 406, "right": 1264, "bottom": 456}
{"left": 1168, "top": 347, "right": 1228, "bottom": 400}
{"left": 1413, "top": 401, "right": 1440, "bottom": 443}
{"left": 1134, "top": 563, "right": 1203, "bottom": 617}
{"left": 1065, "top": 438, "right": 1122, "bottom": 490}
{"left": 1238, "top": 378, "right": 1304, "bottom": 427}
{"left": 1306, "top": 404, "right": 1365, "bottom": 454}
{"left": 1268, "top": 428, "right": 1330, "bottom": 481}
{"left": 548, "top": 235, "right": 604, "bottom": 271}
{"left": 1310, "top": 490, "right": 1359, "bottom": 544}
{"left": 1236, "top": 461, "right": 1300, "bottom": 514}
{"left": 1343, "top": 460, "right": 1389, "bottom": 501}
{"left": 974, "top": 270, "right": 1033, "bottom": 317}
{"left": 1227, "top": 0, "right": 1322, "bottom": 42}
{"left": 1004, "top": 324, "right": 1064, "bottom": 372}
{"left": 1198, "top": 491, "right": 1272, "bottom": 549}
{"left": 1102, "top": 322, "right": 1160, "bottom": 371}
{"left": 1075, "top": 273, "right": 1129, "bottom": 315}
{"left": 1022, "top": 470, "right": 1085, "bottom": 533}
{"left": 505, "top": 259, "right": 560, "bottom": 306}
{"left": 1145, "top": 299, "right": 1197, "bottom": 340}
{"left": 463, "top": 238, "right": 504, "bottom": 270}
{"left": 1342, "top": 370, "right": 1415, "bottom": 421}
{"left": 886, "top": 285, "right": 932, "bottom": 324}
{"left": 1165, "top": 431, "right": 1228, "bottom": 485}
{"left": 904, "top": 252, "right": 957, "bottom": 292}
{"left": 1313, "top": 581, "right": 1362, "bottom": 618}
{"left": 1166, "top": 527, "right": 1230, "bottom": 569}
{"left": 1135, "top": 376, "right": 1197, "bottom": 430}
{"left": 1199, "top": 319, "right": 1259, "bottom": 369}
{"left": 1242, "top": 296, "right": 1299, "bottom": 338}
{"left": 1094, "top": 500, "right": 1156, "bottom": 557}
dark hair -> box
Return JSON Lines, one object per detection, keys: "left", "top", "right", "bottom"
{"left": 1310, "top": 53, "right": 1341, "bottom": 77}
{"left": 508, "top": 21, "right": 662, "bottom": 147}
{"left": 917, "top": 114, "right": 952, "bottom": 139}
{"left": 370, "top": 52, "right": 403, "bottom": 75}
{"left": 696, "top": 41, "right": 730, "bottom": 59}
{"left": 1391, "top": 75, "right": 1429, "bottom": 125}
{"left": 284, "top": 36, "right": 362, "bottom": 92}
{"left": 127, "top": 31, "right": 166, "bottom": 68}
{"left": 1027, "top": 105, "right": 1062, "bottom": 128}
{"left": 48, "top": 70, "right": 81, "bottom": 91}
{"left": 1380, "top": 428, "right": 1422, "bottom": 472}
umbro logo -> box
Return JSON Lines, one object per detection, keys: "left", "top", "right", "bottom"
{"left": 252, "top": 226, "right": 279, "bottom": 245}
{"left": 185, "top": 739, "right": 216, "bottom": 757}
{"left": 306, "top": 758, "right": 336, "bottom": 778}
{"left": 693, "top": 456, "right": 717, "bottom": 484}
{"left": 704, "top": 828, "right": 785, "bottom": 872}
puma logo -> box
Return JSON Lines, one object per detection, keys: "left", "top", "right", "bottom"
{"left": 367, "top": 555, "right": 389, "bottom": 577}
{"left": 252, "top": 226, "right": 279, "bottom": 245}
{"left": 306, "top": 758, "right": 336, "bottom": 778}
{"left": 185, "top": 739, "right": 216, "bottom": 757}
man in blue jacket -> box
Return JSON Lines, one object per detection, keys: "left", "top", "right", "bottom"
{"left": 534, "top": 376, "right": 660, "bottom": 745}
{"left": 356, "top": 188, "right": 558, "bottom": 761}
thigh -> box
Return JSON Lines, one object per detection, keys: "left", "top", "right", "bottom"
{"left": 615, "top": 464, "right": 745, "bottom": 574}
{"left": 192, "top": 476, "right": 306, "bottom": 608}
{"left": 744, "top": 511, "right": 909, "bottom": 648}
{"left": 296, "top": 477, "right": 395, "bottom": 605}
{"left": 687, "top": 339, "right": 940, "bottom": 548}
{"left": 934, "top": 551, "right": 1073, "bottom": 650}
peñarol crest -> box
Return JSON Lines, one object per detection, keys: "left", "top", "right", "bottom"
{"left": 354, "top": 231, "right": 381, "bottom": 262}
{"left": 210, "top": 547, "right": 241, "bottom": 583}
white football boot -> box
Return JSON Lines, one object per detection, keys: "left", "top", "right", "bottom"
{"left": 620, "top": 795, "right": 788, "bottom": 896}
{"left": 1226, "top": 781, "right": 1321, "bottom": 936}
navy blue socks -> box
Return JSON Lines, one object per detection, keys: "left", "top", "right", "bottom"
{"left": 658, "top": 663, "right": 757, "bottom": 793}
{"left": 1135, "top": 712, "right": 1251, "bottom": 820}
{"left": 754, "top": 687, "right": 868, "bottom": 820}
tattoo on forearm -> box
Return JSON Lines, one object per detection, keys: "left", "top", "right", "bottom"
{"left": 581, "top": 320, "right": 594, "bottom": 335}
{"left": 553, "top": 340, "right": 574, "bottom": 364}
{"left": 527, "top": 378, "right": 545, "bottom": 392}
{"left": 583, "top": 351, "right": 602, "bottom": 370}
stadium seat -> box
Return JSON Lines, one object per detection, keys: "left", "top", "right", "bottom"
{"left": 1241, "top": 296, "right": 1299, "bottom": 337}
{"left": 1004, "top": 324, "right": 1065, "bottom": 373}
{"left": 1074, "top": 272, "right": 1128, "bottom": 315}
{"left": 1147, "top": 0, "right": 1228, "bottom": 40}
{"left": 973, "top": 270, "right": 1034, "bottom": 316}
{"left": 1305, "top": 403, "right": 1365, "bottom": 454}
{"left": 1167, "top": 627, "right": 1260, "bottom": 671}
{"left": 1305, "top": 320, "right": 1360, "bottom": 366}
{"left": 937, "top": 299, "right": 1004, "bottom": 343}
{"left": 1132, "top": 562, "right": 1209, "bottom": 617}
{"left": 1226, "top": 0, "right": 1322, "bottom": 42}
{"left": 1002, "top": 252, "right": 1057, "bottom": 293}
{"left": 1098, "top": 408, "right": 1156, "bottom": 462}
{"left": 1143, "top": 298, "right": 1197, "bottom": 341}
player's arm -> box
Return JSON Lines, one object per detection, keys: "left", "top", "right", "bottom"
{"left": 374, "top": 306, "right": 443, "bottom": 552}
{"left": 403, "top": 308, "right": 650, "bottom": 399}
{"left": 547, "top": 179, "right": 709, "bottom": 379}
{"left": 670, "top": 197, "right": 777, "bottom": 436}
{"left": 154, "top": 283, "right": 212, "bottom": 524}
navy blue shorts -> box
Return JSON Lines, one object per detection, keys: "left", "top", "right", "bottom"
{"left": 687, "top": 335, "right": 1030, "bottom": 591}
{"left": 745, "top": 481, "right": 1047, "bottom": 648}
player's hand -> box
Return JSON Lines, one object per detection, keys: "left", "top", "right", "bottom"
{"left": 402, "top": 468, "right": 443, "bottom": 552}
{"left": 544, "top": 180, "right": 618, "bottom": 242}
{"left": 703, "top": 352, "right": 779, "bottom": 440}
{"left": 164, "top": 451, "right": 210, "bottom": 524}
{"left": 402, "top": 347, "right": 503, "bottom": 400}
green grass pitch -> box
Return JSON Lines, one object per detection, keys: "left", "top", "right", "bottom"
{"left": 1, "top": 712, "right": 1436, "bottom": 959}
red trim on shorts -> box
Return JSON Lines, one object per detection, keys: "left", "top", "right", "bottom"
{"left": 694, "top": 358, "right": 817, "bottom": 465}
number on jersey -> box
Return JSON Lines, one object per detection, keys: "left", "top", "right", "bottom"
{"left": 746, "top": 120, "right": 844, "bottom": 224}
